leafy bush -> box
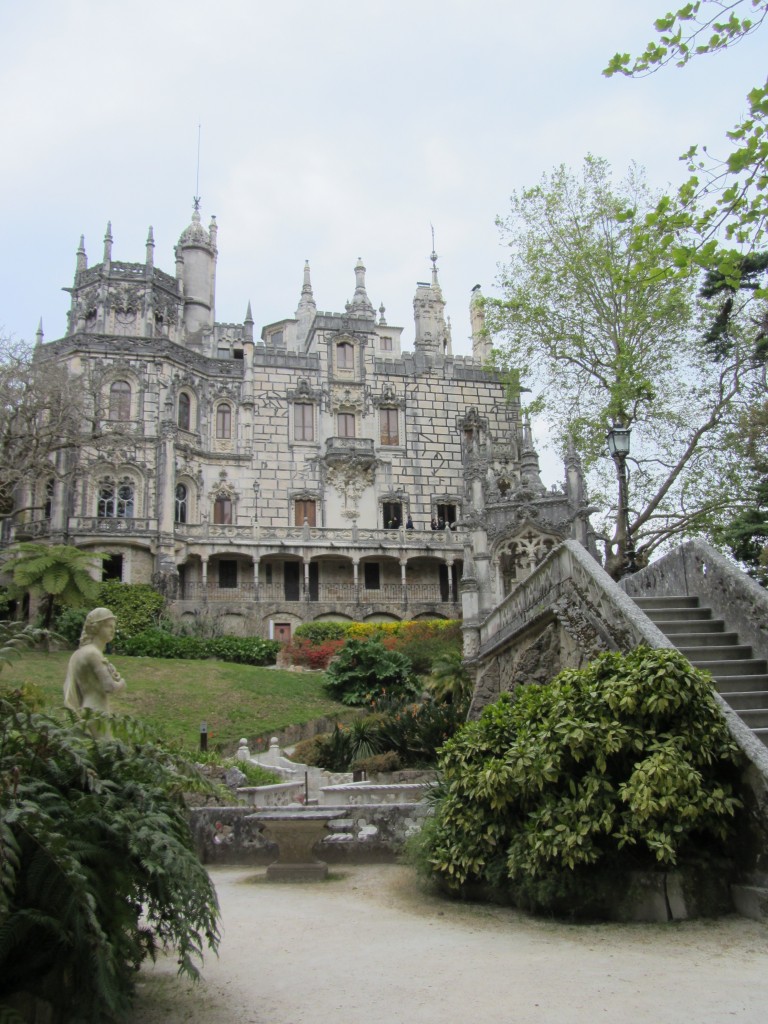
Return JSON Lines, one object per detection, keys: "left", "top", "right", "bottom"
{"left": 421, "top": 647, "right": 744, "bottom": 914}
{"left": 323, "top": 637, "right": 420, "bottom": 706}
{"left": 118, "top": 629, "right": 279, "bottom": 665}
{"left": 393, "top": 620, "right": 462, "bottom": 674}
{"left": 294, "top": 621, "right": 351, "bottom": 643}
{"left": 98, "top": 581, "right": 166, "bottom": 647}
{"left": 0, "top": 689, "right": 220, "bottom": 1022}
{"left": 377, "top": 698, "right": 464, "bottom": 767}
{"left": 284, "top": 635, "right": 346, "bottom": 669}
{"left": 352, "top": 750, "right": 402, "bottom": 774}
{"left": 53, "top": 582, "right": 166, "bottom": 649}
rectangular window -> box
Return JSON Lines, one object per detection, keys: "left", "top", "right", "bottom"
{"left": 383, "top": 502, "right": 402, "bottom": 529}
{"left": 337, "top": 342, "right": 354, "bottom": 369}
{"left": 294, "top": 500, "right": 317, "bottom": 526}
{"left": 380, "top": 408, "right": 399, "bottom": 446}
{"left": 271, "top": 330, "right": 284, "bottom": 347}
{"left": 218, "top": 560, "right": 238, "bottom": 588}
{"left": 380, "top": 336, "right": 393, "bottom": 352}
{"left": 437, "top": 503, "right": 458, "bottom": 527}
{"left": 216, "top": 405, "right": 232, "bottom": 439}
{"left": 364, "top": 563, "right": 380, "bottom": 590}
{"left": 214, "top": 497, "right": 233, "bottom": 524}
{"left": 337, "top": 413, "right": 356, "bottom": 438}
{"left": 294, "top": 403, "right": 314, "bottom": 442}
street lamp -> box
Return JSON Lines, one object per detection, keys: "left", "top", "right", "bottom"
{"left": 606, "top": 423, "right": 637, "bottom": 576}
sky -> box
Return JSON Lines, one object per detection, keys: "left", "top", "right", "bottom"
{"left": 1, "top": 0, "right": 764, "bottom": 478}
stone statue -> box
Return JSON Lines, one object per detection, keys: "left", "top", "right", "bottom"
{"left": 63, "top": 607, "right": 126, "bottom": 735}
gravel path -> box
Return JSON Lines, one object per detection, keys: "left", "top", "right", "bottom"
{"left": 126, "top": 864, "right": 768, "bottom": 1024}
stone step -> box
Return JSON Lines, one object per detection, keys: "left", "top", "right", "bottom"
{"left": 669, "top": 631, "right": 739, "bottom": 647}
{"left": 656, "top": 619, "right": 727, "bottom": 636}
{"left": 688, "top": 658, "right": 768, "bottom": 677}
{"left": 737, "top": 708, "right": 768, "bottom": 730}
{"left": 644, "top": 607, "right": 716, "bottom": 623}
{"left": 755, "top": 728, "right": 768, "bottom": 748}
{"left": 716, "top": 674, "right": 768, "bottom": 694}
{"left": 723, "top": 690, "right": 768, "bottom": 711}
{"left": 678, "top": 644, "right": 753, "bottom": 662}
{"left": 633, "top": 595, "right": 700, "bottom": 610}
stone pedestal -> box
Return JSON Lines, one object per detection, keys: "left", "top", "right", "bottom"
{"left": 247, "top": 809, "right": 346, "bottom": 881}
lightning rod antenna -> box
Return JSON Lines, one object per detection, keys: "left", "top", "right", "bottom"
{"left": 193, "top": 123, "right": 202, "bottom": 211}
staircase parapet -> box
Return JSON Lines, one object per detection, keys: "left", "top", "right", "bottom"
{"left": 478, "top": 539, "right": 673, "bottom": 660}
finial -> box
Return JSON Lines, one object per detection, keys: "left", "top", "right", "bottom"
{"left": 145, "top": 226, "right": 155, "bottom": 267}
{"left": 244, "top": 300, "right": 254, "bottom": 325}
{"left": 103, "top": 221, "right": 113, "bottom": 262}
{"left": 429, "top": 224, "right": 439, "bottom": 286}
{"left": 76, "top": 234, "right": 87, "bottom": 273}
{"left": 378, "top": 303, "right": 387, "bottom": 326}
{"left": 35, "top": 318, "right": 44, "bottom": 347}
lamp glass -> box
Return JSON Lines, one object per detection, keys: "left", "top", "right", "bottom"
{"left": 607, "top": 425, "right": 631, "bottom": 456}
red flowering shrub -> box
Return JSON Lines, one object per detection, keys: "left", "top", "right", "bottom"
{"left": 284, "top": 636, "right": 345, "bottom": 669}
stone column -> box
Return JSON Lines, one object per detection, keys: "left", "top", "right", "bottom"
{"left": 201, "top": 556, "right": 209, "bottom": 602}
{"left": 445, "top": 558, "right": 454, "bottom": 603}
{"left": 352, "top": 559, "right": 360, "bottom": 604}
{"left": 400, "top": 559, "right": 408, "bottom": 608}
{"left": 303, "top": 559, "right": 310, "bottom": 601}
{"left": 252, "top": 557, "right": 260, "bottom": 602}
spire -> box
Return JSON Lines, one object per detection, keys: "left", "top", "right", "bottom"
{"left": 76, "top": 235, "right": 87, "bottom": 274}
{"left": 470, "top": 284, "right": 490, "bottom": 363}
{"left": 413, "top": 236, "right": 450, "bottom": 355}
{"left": 295, "top": 260, "right": 317, "bottom": 347}
{"left": 103, "top": 221, "right": 113, "bottom": 263}
{"left": 244, "top": 301, "right": 254, "bottom": 345}
{"left": 35, "top": 318, "right": 44, "bottom": 347}
{"left": 520, "top": 413, "right": 546, "bottom": 493}
{"left": 349, "top": 257, "right": 374, "bottom": 316}
{"left": 145, "top": 226, "right": 155, "bottom": 267}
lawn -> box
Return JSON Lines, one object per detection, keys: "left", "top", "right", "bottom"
{"left": 2, "top": 651, "right": 349, "bottom": 753}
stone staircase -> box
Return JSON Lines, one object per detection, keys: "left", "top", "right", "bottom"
{"left": 632, "top": 595, "right": 768, "bottom": 748}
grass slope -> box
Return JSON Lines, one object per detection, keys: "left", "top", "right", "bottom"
{"left": 2, "top": 651, "right": 347, "bottom": 752}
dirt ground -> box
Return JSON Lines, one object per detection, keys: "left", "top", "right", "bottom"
{"left": 126, "top": 864, "right": 768, "bottom": 1024}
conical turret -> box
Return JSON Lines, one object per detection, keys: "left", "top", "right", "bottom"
{"left": 349, "top": 258, "right": 375, "bottom": 318}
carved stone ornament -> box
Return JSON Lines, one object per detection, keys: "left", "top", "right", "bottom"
{"left": 287, "top": 377, "right": 321, "bottom": 403}
{"left": 325, "top": 461, "right": 374, "bottom": 518}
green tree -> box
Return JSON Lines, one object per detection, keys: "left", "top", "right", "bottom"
{"left": 2, "top": 542, "right": 105, "bottom": 627}
{"left": 486, "top": 157, "right": 764, "bottom": 574}
{"left": 605, "top": 1, "right": 768, "bottom": 289}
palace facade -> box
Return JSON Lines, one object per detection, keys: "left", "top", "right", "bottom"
{"left": 18, "top": 206, "right": 594, "bottom": 639}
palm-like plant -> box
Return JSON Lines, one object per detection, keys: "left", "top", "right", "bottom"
{"left": 428, "top": 651, "right": 473, "bottom": 712}
{"left": 2, "top": 543, "right": 105, "bottom": 627}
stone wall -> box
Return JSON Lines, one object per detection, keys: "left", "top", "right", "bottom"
{"left": 189, "top": 802, "right": 429, "bottom": 865}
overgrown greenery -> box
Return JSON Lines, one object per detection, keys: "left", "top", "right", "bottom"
{"left": 418, "top": 647, "right": 743, "bottom": 916}
{"left": 2, "top": 543, "right": 106, "bottom": 627}
{"left": 54, "top": 581, "right": 167, "bottom": 647}
{"left": 0, "top": 640, "right": 221, "bottom": 1022}
{"left": 323, "top": 637, "right": 420, "bottom": 706}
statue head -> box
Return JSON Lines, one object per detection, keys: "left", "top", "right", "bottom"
{"left": 79, "top": 607, "right": 116, "bottom": 647}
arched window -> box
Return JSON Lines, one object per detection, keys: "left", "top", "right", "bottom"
{"left": 109, "top": 380, "right": 131, "bottom": 421}
{"left": 97, "top": 480, "right": 134, "bottom": 518}
{"left": 336, "top": 342, "right": 354, "bottom": 369}
{"left": 213, "top": 496, "right": 232, "bottom": 525}
{"left": 216, "top": 404, "right": 232, "bottom": 439}
{"left": 175, "top": 483, "right": 188, "bottom": 524}
{"left": 178, "top": 393, "right": 191, "bottom": 431}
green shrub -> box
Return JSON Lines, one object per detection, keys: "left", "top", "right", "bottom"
{"left": 287, "top": 735, "right": 324, "bottom": 766}
{"left": 422, "top": 647, "right": 744, "bottom": 914}
{"left": 51, "top": 605, "right": 89, "bottom": 646}
{"left": 377, "top": 698, "right": 464, "bottom": 766}
{"left": 352, "top": 750, "right": 402, "bottom": 774}
{"left": 294, "top": 621, "right": 351, "bottom": 643}
{"left": 323, "top": 637, "right": 420, "bottom": 706}
{"left": 96, "top": 581, "right": 166, "bottom": 646}
{"left": 0, "top": 689, "right": 220, "bottom": 1021}
{"left": 118, "top": 629, "right": 279, "bottom": 665}
{"left": 393, "top": 620, "right": 463, "bottom": 674}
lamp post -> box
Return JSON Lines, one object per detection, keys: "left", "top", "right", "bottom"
{"left": 606, "top": 423, "right": 637, "bottom": 577}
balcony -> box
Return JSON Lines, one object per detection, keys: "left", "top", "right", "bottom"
{"left": 324, "top": 436, "right": 376, "bottom": 468}
{"left": 179, "top": 582, "right": 458, "bottom": 606}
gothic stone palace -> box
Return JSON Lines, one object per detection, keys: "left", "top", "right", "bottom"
{"left": 21, "top": 207, "right": 593, "bottom": 639}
